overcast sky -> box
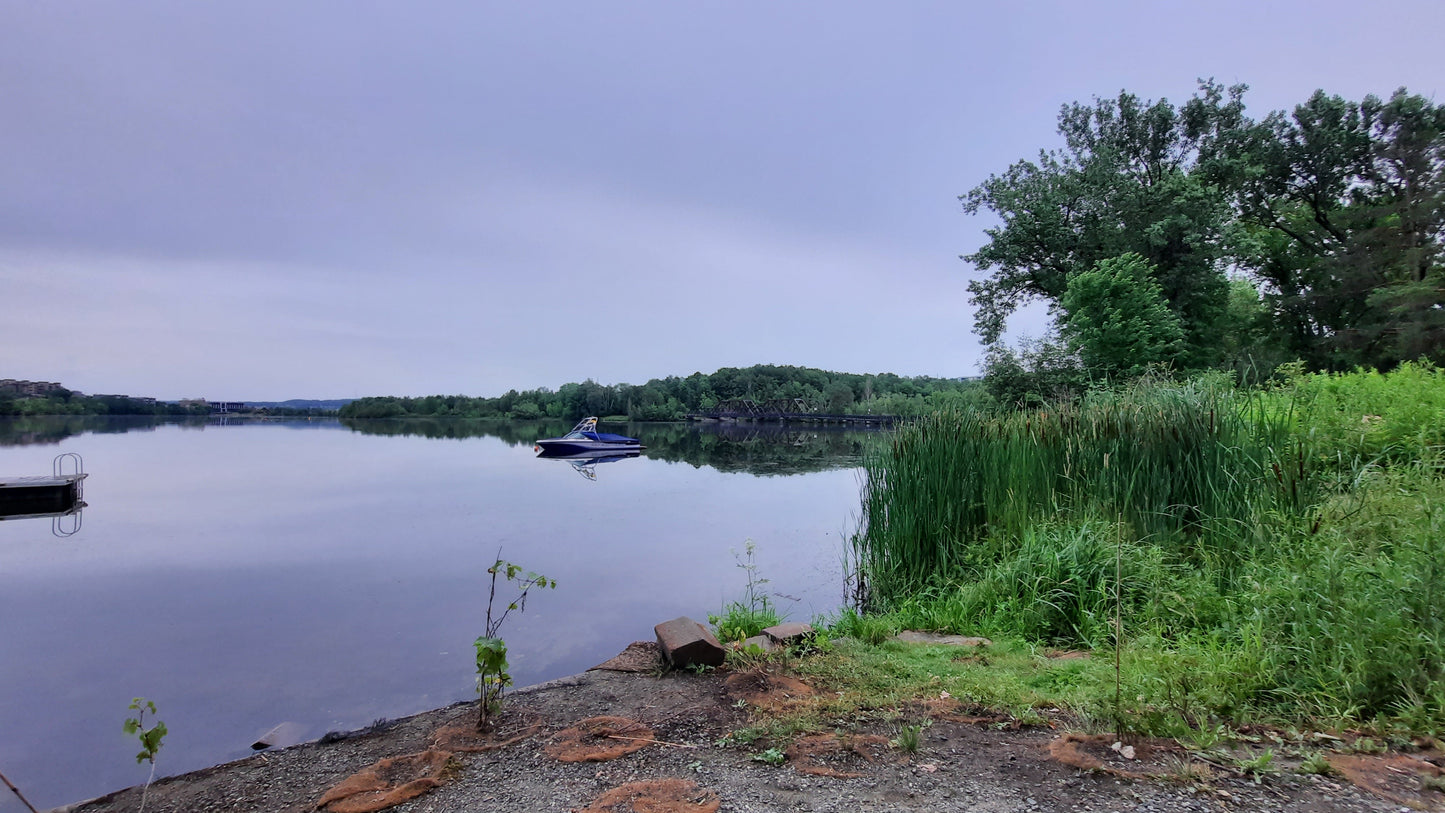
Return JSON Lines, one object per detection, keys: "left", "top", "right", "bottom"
{"left": 2, "top": 2, "right": 1442, "bottom": 401}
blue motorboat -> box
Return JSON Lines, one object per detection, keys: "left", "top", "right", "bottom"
{"left": 534, "top": 417, "right": 644, "bottom": 456}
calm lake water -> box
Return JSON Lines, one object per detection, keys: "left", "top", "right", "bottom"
{"left": 0, "top": 416, "right": 876, "bottom": 809}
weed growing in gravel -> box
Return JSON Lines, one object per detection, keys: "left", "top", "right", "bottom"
{"left": 475, "top": 556, "right": 556, "bottom": 731}
{"left": 1297, "top": 751, "right": 1337, "bottom": 776}
{"left": 891, "top": 723, "right": 924, "bottom": 752}
{"left": 750, "top": 747, "right": 786, "bottom": 765}
{"left": 1238, "top": 749, "right": 1277, "bottom": 782}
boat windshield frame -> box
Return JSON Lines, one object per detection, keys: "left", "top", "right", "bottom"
{"left": 562, "top": 417, "right": 600, "bottom": 439}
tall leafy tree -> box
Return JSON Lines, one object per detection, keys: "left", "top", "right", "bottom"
{"left": 963, "top": 81, "right": 1241, "bottom": 368}
{"left": 1059, "top": 254, "right": 1185, "bottom": 379}
{"left": 967, "top": 82, "right": 1444, "bottom": 380}
{"left": 1221, "top": 89, "right": 1444, "bottom": 368}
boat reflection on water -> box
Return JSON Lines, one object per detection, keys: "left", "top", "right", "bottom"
{"left": 535, "top": 449, "right": 641, "bottom": 481}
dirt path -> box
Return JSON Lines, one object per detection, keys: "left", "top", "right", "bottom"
{"left": 57, "top": 652, "right": 1435, "bottom": 813}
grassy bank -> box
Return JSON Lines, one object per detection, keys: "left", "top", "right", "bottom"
{"left": 848, "top": 364, "right": 1445, "bottom": 737}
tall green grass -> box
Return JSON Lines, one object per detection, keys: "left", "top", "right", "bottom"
{"left": 851, "top": 366, "right": 1445, "bottom": 732}
{"left": 854, "top": 375, "right": 1315, "bottom": 599}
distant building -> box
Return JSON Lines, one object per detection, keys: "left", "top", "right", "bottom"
{"left": 213, "top": 402, "right": 245, "bottom": 413}
{"left": 0, "top": 379, "right": 67, "bottom": 397}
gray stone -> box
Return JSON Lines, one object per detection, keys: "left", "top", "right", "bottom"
{"left": 737, "top": 634, "right": 776, "bottom": 653}
{"left": 893, "top": 630, "right": 993, "bottom": 647}
{"left": 762, "top": 622, "right": 814, "bottom": 645}
{"left": 654, "top": 616, "right": 725, "bottom": 668}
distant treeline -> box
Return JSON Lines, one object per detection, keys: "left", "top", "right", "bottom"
{"left": 340, "top": 364, "right": 987, "bottom": 421}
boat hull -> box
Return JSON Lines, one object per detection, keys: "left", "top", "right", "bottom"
{"left": 535, "top": 440, "right": 643, "bottom": 456}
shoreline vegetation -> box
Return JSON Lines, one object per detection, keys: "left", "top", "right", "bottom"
{"left": 850, "top": 364, "right": 1444, "bottom": 738}
{"left": 338, "top": 364, "right": 987, "bottom": 422}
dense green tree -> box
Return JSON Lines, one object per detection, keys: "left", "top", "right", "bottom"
{"left": 963, "top": 82, "right": 1239, "bottom": 368}
{"left": 1199, "top": 87, "right": 1444, "bottom": 369}
{"left": 982, "top": 334, "right": 1087, "bottom": 409}
{"left": 967, "top": 82, "right": 1444, "bottom": 388}
{"left": 1059, "top": 253, "right": 1185, "bottom": 379}
{"left": 823, "top": 381, "right": 855, "bottom": 414}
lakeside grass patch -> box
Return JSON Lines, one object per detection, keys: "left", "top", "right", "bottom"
{"left": 755, "top": 635, "right": 1231, "bottom": 744}
{"left": 849, "top": 366, "right": 1445, "bottom": 736}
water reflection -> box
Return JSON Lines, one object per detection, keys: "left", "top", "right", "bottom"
{"left": 0, "top": 416, "right": 885, "bottom": 476}
{"left": 537, "top": 451, "right": 642, "bottom": 481}
{"left": 0, "top": 414, "right": 335, "bottom": 447}
{"left": 340, "top": 418, "right": 878, "bottom": 476}
{"left": 0, "top": 415, "right": 868, "bottom": 808}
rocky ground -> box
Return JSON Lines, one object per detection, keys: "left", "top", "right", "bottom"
{"left": 56, "top": 644, "right": 1442, "bottom": 813}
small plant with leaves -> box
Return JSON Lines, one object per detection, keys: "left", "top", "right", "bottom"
{"left": 1238, "top": 748, "right": 1276, "bottom": 783}
{"left": 750, "top": 746, "right": 786, "bottom": 765}
{"left": 1297, "top": 750, "right": 1337, "bottom": 776}
{"left": 709, "top": 540, "right": 782, "bottom": 643}
{"left": 122, "top": 698, "right": 167, "bottom": 813}
{"left": 716, "top": 726, "right": 765, "bottom": 748}
{"left": 475, "top": 556, "right": 556, "bottom": 731}
{"left": 725, "top": 640, "right": 772, "bottom": 669}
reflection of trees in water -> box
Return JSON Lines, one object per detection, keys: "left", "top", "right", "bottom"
{"left": 341, "top": 418, "right": 882, "bottom": 476}
{"left": 0, "top": 416, "right": 173, "bottom": 447}
{"left": 0, "top": 416, "right": 883, "bottom": 477}
{"left": 639, "top": 422, "right": 874, "bottom": 476}
{"left": 0, "top": 416, "right": 338, "bottom": 447}
{"left": 339, "top": 417, "right": 572, "bottom": 445}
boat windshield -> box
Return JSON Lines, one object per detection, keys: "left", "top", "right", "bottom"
{"left": 562, "top": 417, "right": 599, "bottom": 439}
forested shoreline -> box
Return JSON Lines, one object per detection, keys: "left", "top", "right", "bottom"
{"left": 340, "top": 364, "right": 987, "bottom": 421}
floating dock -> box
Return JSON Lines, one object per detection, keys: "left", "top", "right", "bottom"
{"left": 0, "top": 473, "right": 88, "bottom": 519}
{"left": 0, "top": 453, "right": 87, "bottom": 522}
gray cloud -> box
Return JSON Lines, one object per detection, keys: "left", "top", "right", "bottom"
{"left": 3, "top": 1, "right": 1442, "bottom": 399}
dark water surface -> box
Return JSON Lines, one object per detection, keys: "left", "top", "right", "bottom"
{"left": 0, "top": 417, "right": 873, "bottom": 810}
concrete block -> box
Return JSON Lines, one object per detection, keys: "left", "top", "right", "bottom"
{"left": 654, "top": 616, "right": 725, "bottom": 669}
{"left": 762, "top": 622, "right": 814, "bottom": 645}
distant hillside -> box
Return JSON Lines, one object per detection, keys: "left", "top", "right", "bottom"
{"left": 244, "top": 399, "right": 354, "bottom": 410}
